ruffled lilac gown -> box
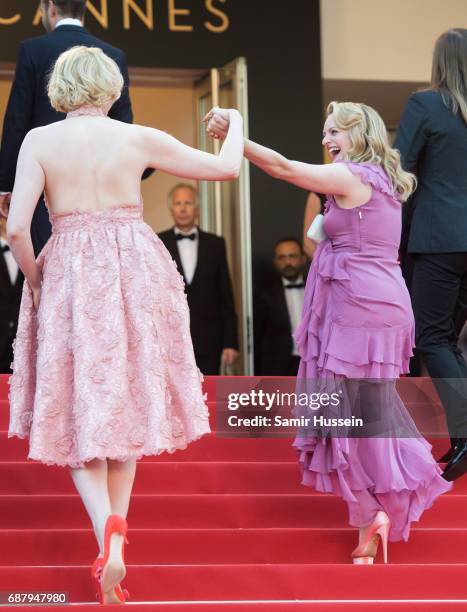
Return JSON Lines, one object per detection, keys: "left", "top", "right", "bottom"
{"left": 8, "top": 203, "right": 211, "bottom": 468}
{"left": 293, "top": 161, "right": 452, "bottom": 541}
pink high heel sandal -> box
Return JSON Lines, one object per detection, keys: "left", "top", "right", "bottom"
{"left": 351, "top": 510, "right": 390, "bottom": 565}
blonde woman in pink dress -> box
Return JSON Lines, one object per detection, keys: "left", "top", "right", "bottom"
{"left": 7, "top": 46, "right": 244, "bottom": 604}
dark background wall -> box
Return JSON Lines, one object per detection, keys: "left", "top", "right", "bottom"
{"left": 0, "top": 0, "right": 323, "bottom": 275}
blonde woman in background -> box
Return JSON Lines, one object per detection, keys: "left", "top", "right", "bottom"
{"left": 205, "top": 100, "right": 451, "bottom": 563}
{"left": 7, "top": 46, "right": 244, "bottom": 604}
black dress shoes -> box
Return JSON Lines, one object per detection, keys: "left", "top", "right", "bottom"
{"left": 437, "top": 439, "right": 458, "bottom": 464}
{"left": 442, "top": 439, "right": 467, "bottom": 481}
{"left": 437, "top": 447, "right": 455, "bottom": 464}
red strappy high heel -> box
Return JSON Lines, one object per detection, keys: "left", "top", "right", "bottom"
{"left": 91, "top": 556, "right": 130, "bottom": 604}
{"left": 95, "top": 515, "right": 130, "bottom": 604}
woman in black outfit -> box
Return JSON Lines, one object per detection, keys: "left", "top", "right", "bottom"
{"left": 395, "top": 28, "right": 467, "bottom": 480}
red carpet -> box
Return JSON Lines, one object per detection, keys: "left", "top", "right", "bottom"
{"left": 1, "top": 374, "right": 466, "bottom": 609}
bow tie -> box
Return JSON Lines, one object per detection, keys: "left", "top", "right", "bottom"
{"left": 176, "top": 233, "right": 196, "bottom": 241}
{"left": 285, "top": 282, "right": 305, "bottom": 289}
{"left": 0, "top": 244, "right": 10, "bottom": 253}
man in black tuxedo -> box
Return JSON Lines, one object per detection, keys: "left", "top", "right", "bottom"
{"left": 0, "top": 0, "right": 133, "bottom": 254}
{"left": 158, "top": 183, "right": 239, "bottom": 375}
{"left": 0, "top": 215, "right": 23, "bottom": 373}
{"left": 255, "top": 238, "right": 308, "bottom": 375}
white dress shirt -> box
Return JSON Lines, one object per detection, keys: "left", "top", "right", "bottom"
{"left": 174, "top": 227, "right": 198, "bottom": 285}
{"left": 55, "top": 18, "right": 83, "bottom": 28}
{"left": 0, "top": 237, "right": 19, "bottom": 285}
{"left": 282, "top": 274, "right": 305, "bottom": 356}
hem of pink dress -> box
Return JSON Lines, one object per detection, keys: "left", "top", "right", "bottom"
{"left": 8, "top": 425, "right": 211, "bottom": 469}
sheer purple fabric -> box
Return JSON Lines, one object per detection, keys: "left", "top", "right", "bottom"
{"left": 293, "top": 161, "right": 452, "bottom": 541}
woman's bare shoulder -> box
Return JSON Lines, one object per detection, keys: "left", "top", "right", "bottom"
{"left": 130, "top": 124, "right": 175, "bottom": 149}
{"left": 24, "top": 121, "right": 75, "bottom": 145}
{"left": 132, "top": 123, "right": 168, "bottom": 137}
{"left": 21, "top": 125, "right": 49, "bottom": 149}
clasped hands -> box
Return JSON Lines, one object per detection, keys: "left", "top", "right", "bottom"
{"left": 203, "top": 107, "right": 231, "bottom": 140}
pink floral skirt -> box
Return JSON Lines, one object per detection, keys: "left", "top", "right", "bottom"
{"left": 8, "top": 204, "right": 210, "bottom": 468}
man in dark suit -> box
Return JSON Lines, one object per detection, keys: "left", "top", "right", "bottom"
{"left": 0, "top": 0, "right": 133, "bottom": 254}
{"left": 255, "top": 238, "right": 308, "bottom": 375}
{"left": 158, "top": 183, "right": 239, "bottom": 375}
{"left": 0, "top": 214, "right": 23, "bottom": 373}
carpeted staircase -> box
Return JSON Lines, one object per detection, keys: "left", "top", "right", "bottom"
{"left": 1, "top": 374, "right": 466, "bottom": 610}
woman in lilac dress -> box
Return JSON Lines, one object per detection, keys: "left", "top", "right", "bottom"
{"left": 205, "top": 101, "right": 452, "bottom": 563}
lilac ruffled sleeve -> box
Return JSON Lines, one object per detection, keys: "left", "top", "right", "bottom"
{"left": 337, "top": 161, "right": 398, "bottom": 200}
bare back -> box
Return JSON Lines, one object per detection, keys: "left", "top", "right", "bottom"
{"left": 36, "top": 117, "right": 148, "bottom": 215}
{"left": 7, "top": 108, "right": 243, "bottom": 239}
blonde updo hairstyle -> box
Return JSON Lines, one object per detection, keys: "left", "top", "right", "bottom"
{"left": 326, "top": 101, "right": 416, "bottom": 202}
{"left": 48, "top": 46, "right": 123, "bottom": 113}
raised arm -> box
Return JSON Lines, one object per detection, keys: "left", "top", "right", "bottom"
{"left": 6, "top": 130, "right": 45, "bottom": 293}
{"left": 204, "top": 110, "right": 357, "bottom": 196}
{"left": 243, "top": 139, "right": 357, "bottom": 194}
{"left": 141, "top": 109, "right": 244, "bottom": 181}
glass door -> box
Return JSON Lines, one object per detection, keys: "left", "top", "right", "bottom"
{"left": 195, "top": 58, "right": 253, "bottom": 375}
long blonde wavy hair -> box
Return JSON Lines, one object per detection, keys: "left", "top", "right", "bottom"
{"left": 327, "top": 101, "right": 416, "bottom": 202}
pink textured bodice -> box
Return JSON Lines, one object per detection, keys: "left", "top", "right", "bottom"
{"left": 49, "top": 203, "right": 144, "bottom": 234}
